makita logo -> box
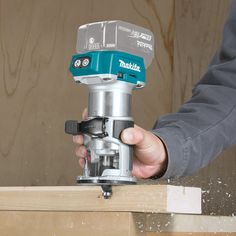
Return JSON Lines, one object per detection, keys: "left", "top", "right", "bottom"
{"left": 119, "top": 60, "right": 141, "bottom": 72}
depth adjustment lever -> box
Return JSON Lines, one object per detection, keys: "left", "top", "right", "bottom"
{"left": 65, "top": 117, "right": 108, "bottom": 138}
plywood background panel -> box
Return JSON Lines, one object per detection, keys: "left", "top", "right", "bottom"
{"left": 173, "top": 0, "right": 230, "bottom": 109}
{"left": 0, "top": 0, "right": 174, "bottom": 185}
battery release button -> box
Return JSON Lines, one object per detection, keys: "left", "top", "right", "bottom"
{"left": 82, "top": 58, "right": 90, "bottom": 67}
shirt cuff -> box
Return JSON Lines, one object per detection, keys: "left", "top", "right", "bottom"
{"left": 151, "top": 127, "right": 190, "bottom": 179}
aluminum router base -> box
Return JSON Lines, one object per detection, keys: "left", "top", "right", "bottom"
{"left": 76, "top": 176, "right": 137, "bottom": 186}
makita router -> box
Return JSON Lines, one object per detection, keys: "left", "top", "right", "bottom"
{"left": 65, "top": 20, "right": 154, "bottom": 197}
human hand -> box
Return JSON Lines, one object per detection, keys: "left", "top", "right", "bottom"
{"left": 73, "top": 108, "right": 168, "bottom": 179}
{"left": 120, "top": 125, "right": 168, "bottom": 178}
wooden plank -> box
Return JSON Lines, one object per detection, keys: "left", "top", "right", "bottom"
{"left": 147, "top": 233, "right": 236, "bottom": 236}
{"left": 0, "top": 211, "right": 235, "bottom": 236}
{"left": 0, "top": 211, "right": 138, "bottom": 236}
{"left": 0, "top": 185, "right": 201, "bottom": 214}
{"left": 142, "top": 213, "right": 236, "bottom": 233}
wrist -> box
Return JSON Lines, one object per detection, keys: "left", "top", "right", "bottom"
{"left": 150, "top": 135, "right": 168, "bottom": 179}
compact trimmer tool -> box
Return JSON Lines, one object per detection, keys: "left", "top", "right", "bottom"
{"left": 65, "top": 20, "right": 154, "bottom": 198}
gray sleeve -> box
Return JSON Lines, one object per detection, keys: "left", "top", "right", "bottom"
{"left": 152, "top": 0, "right": 236, "bottom": 179}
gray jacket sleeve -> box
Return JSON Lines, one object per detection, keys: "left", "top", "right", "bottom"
{"left": 152, "top": 0, "right": 236, "bottom": 179}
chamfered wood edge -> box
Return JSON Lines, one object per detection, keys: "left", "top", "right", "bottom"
{"left": 167, "top": 185, "right": 201, "bottom": 214}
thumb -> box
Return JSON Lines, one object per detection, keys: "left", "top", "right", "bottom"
{"left": 121, "top": 125, "right": 156, "bottom": 150}
{"left": 121, "top": 125, "right": 167, "bottom": 168}
{"left": 121, "top": 127, "right": 144, "bottom": 145}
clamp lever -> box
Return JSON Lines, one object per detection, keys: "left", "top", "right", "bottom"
{"left": 65, "top": 117, "right": 108, "bottom": 138}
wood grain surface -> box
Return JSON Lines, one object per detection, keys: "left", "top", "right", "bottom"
{"left": 146, "top": 234, "right": 236, "bottom": 236}
{"left": 0, "top": 0, "right": 235, "bottom": 216}
{"left": 0, "top": 211, "right": 137, "bottom": 236}
{"left": 0, "top": 211, "right": 235, "bottom": 236}
{"left": 0, "top": 185, "right": 201, "bottom": 213}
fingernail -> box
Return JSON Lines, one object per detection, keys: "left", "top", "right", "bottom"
{"left": 123, "top": 130, "right": 134, "bottom": 142}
